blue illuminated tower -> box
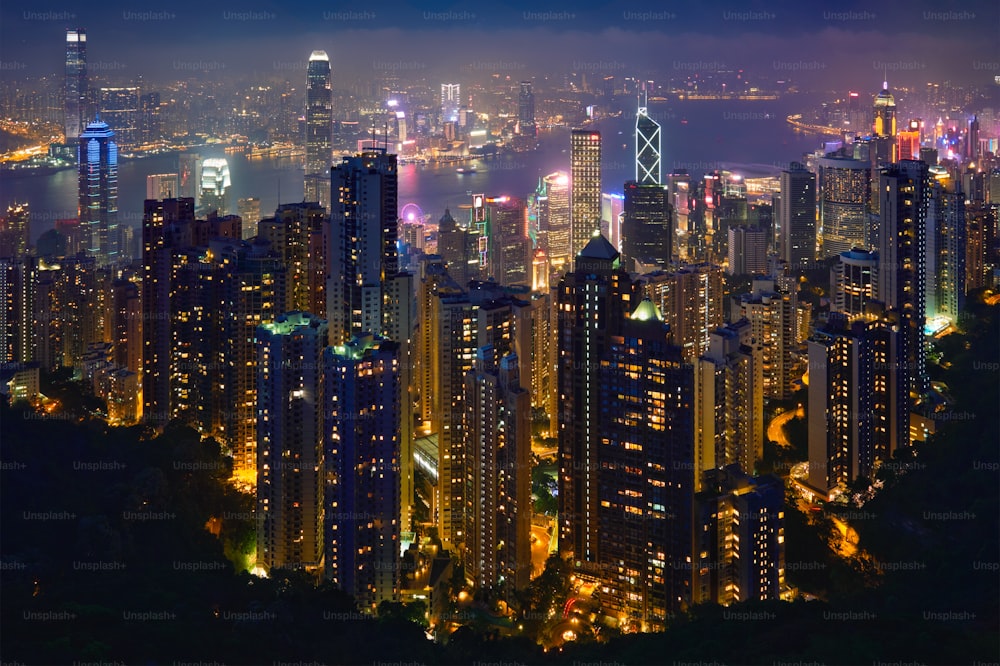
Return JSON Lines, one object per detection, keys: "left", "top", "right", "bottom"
{"left": 78, "top": 118, "right": 119, "bottom": 266}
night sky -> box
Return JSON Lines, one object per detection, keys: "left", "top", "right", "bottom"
{"left": 1, "top": 0, "right": 997, "bottom": 86}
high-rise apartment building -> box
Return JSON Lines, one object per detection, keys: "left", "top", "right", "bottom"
{"left": 327, "top": 150, "right": 398, "bottom": 346}
{"left": 99, "top": 87, "right": 139, "bottom": 151}
{"left": 878, "top": 160, "right": 930, "bottom": 395}
{"left": 255, "top": 312, "right": 328, "bottom": 573}
{"left": 464, "top": 348, "right": 531, "bottom": 603}
{"left": 557, "top": 235, "right": 637, "bottom": 565}
{"left": 324, "top": 334, "right": 400, "bottom": 610}
{"left": 640, "top": 263, "right": 724, "bottom": 363}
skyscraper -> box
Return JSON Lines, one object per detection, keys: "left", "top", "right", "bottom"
{"left": 738, "top": 277, "right": 799, "bottom": 401}
{"left": 488, "top": 196, "right": 531, "bottom": 287}
{"left": 78, "top": 119, "right": 119, "bottom": 266}
{"left": 256, "top": 312, "right": 328, "bottom": 573}
{"left": 817, "top": 156, "right": 870, "bottom": 258}
{"left": 570, "top": 130, "right": 602, "bottom": 261}
{"left": 597, "top": 298, "right": 696, "bottom": 630}
{"left": 640, "top": 263, "right": 725, "bottom": 363}
{"left": 806, "top": 313, "right": 903, "bottom": 497}
{"left": 64, "top": 29, "right": 87, "bottom": 140}
{"left": 878, "top": 160, "right": 930, "bottom": 395}
{"left": 872, "top": 82, "right": 898, "bottom": 166}
{"left": 539, "top": 172, "right": 571, "bottom": 273}
{"left": 693, "top": 467, "right": 785, "bottom": 605}
{"left": 622, "top": 181, "right": 671, "bottom": 272}
{"left": 327, "top": 149, "right": 398, "bottom": 345}
{"left": 926, "top": 177, "right": 966, "bottom": 324}
{"left": 726, "top": 225, "right": 767, "bottom": 276}
{"left": 441, "top": 83, "right": 460, "bottom": 124}
{"left": 324, "top": 334, "right": 400, "bottom": 610}
{"left": 464, "top": 347, "right": 531, "bottom": 603}
{"left": 305, "top": 51, "right": 333, "bottom": 209}
{"left": 831, "top": 248, "right": 879, "bottom": 318}
{"left": 635, "top": 99, "right": 662, "bottom": 185}
{"left": 518, "top": 81, "right": 535, "bottom": 136}
{"left": 696, "top": 320, "right": 764, "bottom": 477}
{"left": 557, "top": 235, "right": 637, "bottom": 565}
{"left": 259, "top": 202, "right": 327, "bottom": 316}
{"left": 779, "top": 162, "right": 816, "bottom": 270}
{"left": 433, "top": 281, "right": 530, "bottom": 550}
{"left": 200, "top": 158, "right": 231, "bottom": 216}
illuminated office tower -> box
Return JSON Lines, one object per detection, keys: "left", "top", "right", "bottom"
{"left": 896, "top": 119, "right": 921, "bottom": 162}
{"left": 259, "top": 202, "right": 327, "bottom": 316}
{"left": 305, "top": 51, "right": 333, "bottom": 209}
{"left": 817, "top": 156, "right": 870, "bottom": 258}
{"left": 78, "top": 119, "right": 120, "bottom": 267}
{"left": 518, "top": 81, "right": 536, "bottom": 136}
{"left": 635, "top": 97, "right": 662, "bottom": 185}
{"left": 557, "top": 235, "right": 637, "bottom": 565}
{"left": 601, "top": 192, "right": 624, "bottom": 252}
{"left": 622, "top": 181, "right": 671, "bottom": 272}
{"left": 806, "top": 313, "right": 903, "bottom": 498}
{"left": 872, "top": 81, "right": 897, "bottom": 167}
{"left": 464, "top": 348, "right": 531, "bottom": 603}
{"left": 597, "top": 298, "right": 695, "bottom": 631}
{"left": 324, "top": 334, "right": 400, "bottom": 610}
{"left": 0, "top": 203, "right": 30, "bottom": 258}
{"left": 695, "top": 319, "right": 764, "bottom": 478}
{"left": 146, "top": 173, "right": 179, "bottom": 200}
{"left": 99, "top": 87, "right": 139, "bottom": 151}
{"left": 639, "top": 263, "right": 724, "bottom": 363}
{"left": 831, "top": 248, "right": 879, "bottom": 318}
{"left": 738, "top": 277, "right": 799, "bottom": 401}
{"left": 570, "top": 130, "right": 602, "bottom": 261}
{"left": 433, "top": 281, "right": 530, "bottom": 550}
{"left": 255, "top": 312, "right": 327, "bottom": 573}
{"left": 926, "top": 177, "right": 966, "bottom": 325}
{"left": 693, "top": 467, "right": 785, "bottom": 606}
{"left": 237, "top": 197, "right": 261, "bottom": 240}
{"left": 65, "top": 29, "right": 87, "bottom": 140}
{"left": 200, "top": 158, "right": 231, "bottom": 216}
{"left": 873, "top": 81, "right": 897, "bottom": 139}
{"left": 726, "top": 225, "right": 767, "bottom": 276}
{"left": 778, "top": 162, "right": 816, "bottom": 270}
{"left": 540, "top": 172, "right": 571, "bottom": 272}
{"left": 488, "top": 196, "right": 531, "bottom": 287}
{"left": 441, "top": 83, "right": 461, "bottom": 124}
{"left": 667, "top": 171, "right": 693, "bottom": 257}
{"left": 878, "top": 160, "right": 930, "bottom": 395}
{"left": 847, "top": 91, "right": 868, "bottom": 134}
{"left": 327, "top": 149, "right": 398, "bottom": 346}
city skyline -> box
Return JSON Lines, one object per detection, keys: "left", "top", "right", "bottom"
{"left": 0, "top": 2, "right": 998, "bottom": 664}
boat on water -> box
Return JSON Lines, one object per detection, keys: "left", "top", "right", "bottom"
{"left": 456, "top": 166, "right": 477, "bottom": 174}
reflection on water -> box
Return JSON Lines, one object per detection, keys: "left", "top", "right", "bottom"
{"left": 2, "top": 97, "right": 825, "bottom": 245}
